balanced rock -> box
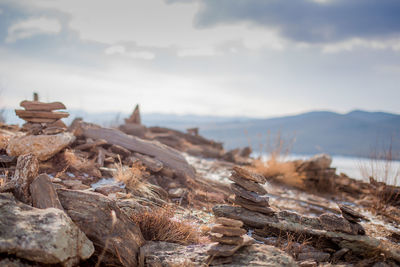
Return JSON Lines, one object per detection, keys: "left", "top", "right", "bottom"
{"left": 207, "top": 235, "right": 254, "bottom": 257}
{"left": 234, "top": 196, "right": 275, "bottom": 215}
{"left": 233, "top": 166, "right": 267, "bottom": 184}
{"left": 210, "top": 233, "right": 244, "bottom": 245}
{"left": 339, "top": 204, "right": 368, "bottom": 223}
{"left": 0, "top": 193, "right": 94, "bottom": 265}
{"left": 211, "top": 224, "right": 247, "bottom": 237}
{"left": 7, "top": 132, "right": 75, "bottom": 161}
{"left": 230, "top": 183, "right": 269, "bottom": 203}
{"left": 229, "top": 173, "right": 268, "bottom": 195}
{"left": 215, "top": 217, "right": 244, "bottom": 228}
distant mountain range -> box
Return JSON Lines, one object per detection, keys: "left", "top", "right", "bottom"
{"left": 3, "top": 108, "right": 399, "bottom": 158}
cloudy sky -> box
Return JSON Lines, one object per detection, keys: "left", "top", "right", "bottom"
{"left": 0, "top": 0, "right": 400, "bottom": 117}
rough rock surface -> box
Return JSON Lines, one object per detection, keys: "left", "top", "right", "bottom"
{"left": 213, "top": 205, "right": 400, "bottom": 262}
{"left": 57, "top": 189, "right": 145, "bottom": 267}
{"left": 0, "top": 193, "right": 94, "bottom": 265}
{"left": 140, "top": 241, "right": 297, "bottom": 267}
{"left": 229, "top": 174, "right": 268, "bottom": 194}
{"left": 11, "top": 154, "right": 39, "bottom": 204}
{"left": 7, "top": 132, "right": 75, "bottom": 161}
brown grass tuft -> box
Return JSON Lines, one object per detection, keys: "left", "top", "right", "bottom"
{"left": 252, "top": 157, "right": 305, "bottom": 188}
{"left": 114, "top": 160, "right": 160, "bottom": 199}
{"left": 131, "top": 207, "right": 201, "bottom": 245}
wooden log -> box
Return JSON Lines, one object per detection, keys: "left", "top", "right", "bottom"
{"left": 20, "top": 100, "right": 66, "bottom": 111}
{"left": 30, "top": 174, "right": 63, "bottom": 210}
{"left": 76, "top": 122, "right": 196, "bottom": 181}
{"left": 57, "top": 189, "right": 145, "bottom": 267}
{"left": 15, "top": 110, "right": 69, "bottom": 119}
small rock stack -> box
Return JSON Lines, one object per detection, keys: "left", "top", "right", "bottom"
{"left": 229, "top": 166, "right": 274, "bottom": 215}
{"left": 15, "top": 100, "right": 69, "bottom": 134}
{"left": 339, "top": 204, "right": 367, "bottom": 235}
{"left": 207, "top": 216, "right": 254, "bottom": 265}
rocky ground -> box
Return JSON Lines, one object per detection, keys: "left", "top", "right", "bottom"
{"left": 0, "top": 99, "right": 400, "bottom": 267}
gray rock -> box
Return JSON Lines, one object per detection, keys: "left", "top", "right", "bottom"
{"left": 229, "top": 174, "right": 268, "bottom": 195}
{"left": 0, "top": 193, "right": 94, "bottom": 266}
{"left": 230, "top": 183, "right": 269, "bottom": 203}
{"left": 319, "top": 213, "right": 353, "bottom": 234}
{"left": 140, "top": 241, "right": 297, "bottom": 266}
{"left": 57, "top": 189, "right": 145, "bottom": 267}
{"left": 297, "top": 251, "right": 330, "bottom": 262}
{"left": 212, "top": 205, "right": 400, "bottom": 262}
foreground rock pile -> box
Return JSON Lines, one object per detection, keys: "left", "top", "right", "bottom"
{"left": 229, "top": 166, "right": 274, "bottom": 215}
{"left": 207, "top": 217, "right": 254, "bottom": 265}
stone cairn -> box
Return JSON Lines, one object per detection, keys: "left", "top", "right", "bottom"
{"left": 229, "top": 166, "right": 274, "bottom": 215}
{"left": 207, "top": 216, "right": 254, "bottom": 265}
{"left": 15, "top": 94, "right": 69, "bottom": 135}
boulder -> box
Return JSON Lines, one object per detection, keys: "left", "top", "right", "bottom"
{"left": 57, "top": 189, "right": 145, "bottom": 267}
{"left": 0, "top": 193, "right": 94, "bottom": 265}
{"left": 7, "top": 132, "right": 75, "bottom": 161}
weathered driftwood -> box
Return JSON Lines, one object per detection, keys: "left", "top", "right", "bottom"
{"left": 20, "top": 100, "right": 66, "bottom": 111}
{"left": 57, "top": 189, "right": 145, "bottom": 267}
{"left": 30, "top": 174, "right": 63, "bottom": 210}
{"left": 11, "top": 153, "right": 39, "bottom": 204}
{"left": 76, "top": 121, "right": 196, "bottom": 180}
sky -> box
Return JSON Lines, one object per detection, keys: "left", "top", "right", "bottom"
{"left": 0, "top": 0, "right": 400, "bottom": 118}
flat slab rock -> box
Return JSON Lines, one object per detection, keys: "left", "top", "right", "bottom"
{"left": 140, "top": 241, "right": 297, "bottom": 267}
{"left": 213, "top": 205, "right": 400, "bottom": 262}
{"left": 0, "top": 193, "right": 94, "bottom": 265}
{"left": 57, "top": 189, "right": 145, "bottom": 267}
{"left": 7, "top": 132, "right": 75, "bottom": 161}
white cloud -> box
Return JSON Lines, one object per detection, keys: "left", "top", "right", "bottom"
{"left": 31, "top": 0, "right": 286, "bottom": 52}
{"left": 104, "top": 45, "right": 155, "bottom": 60}
{"left": 6, "top": 17, "right": 61, "bottom": 43}
{"left": 322, "top": 37, "right": 400, "bottom": 53}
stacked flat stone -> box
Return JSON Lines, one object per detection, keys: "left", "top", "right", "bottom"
{"left": 15, "top": 100, "right": 69, "bottom": 134}
{"left": 229, "top": 166, "right": 274, "bottom": 215}
{"left": 338, "top": 204, "right": 367, "bottom": 235}
{"left": 207, "top": 216, "right": 254, "bottom": 265}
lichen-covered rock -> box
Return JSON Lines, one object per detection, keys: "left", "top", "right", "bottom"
{"left": 7, "top": 132, "right": 75, "bottom": 161}
{"left": 0, "top": 193, "right": 94, "bottom": 265}
{"left": 140, "top": 241, "right": 297, "bottom": 266}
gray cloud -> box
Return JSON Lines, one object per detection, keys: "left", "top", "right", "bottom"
{"left": 194, "top": 0, "right": 400, "bottom": 42}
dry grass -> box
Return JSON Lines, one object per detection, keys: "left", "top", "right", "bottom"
{"left": 251, "top": 131, "right": 305, "bottom": 188}
{"left": 359, "top": 139, "right": 400, "bottom": 210}
{"left": 114, "top": 160, "right": 160, "bottom": 199}
{"left": 131, "top": 206, "right": 201, "bottom": 245}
